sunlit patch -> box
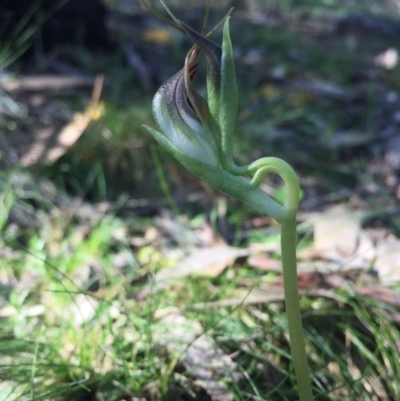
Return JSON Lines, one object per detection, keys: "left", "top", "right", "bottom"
{"left": 143, "top": 28, "right": 173, "bottom": 45}
{"left": 250, "top": 84, "right": 281, "bottom": 102}
{"left": 287, "top": 90, "right": 315, "bottom": 108}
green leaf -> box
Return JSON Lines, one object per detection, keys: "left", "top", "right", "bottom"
{"left": 142, "top": 125, "right": 287, "bottom": 223}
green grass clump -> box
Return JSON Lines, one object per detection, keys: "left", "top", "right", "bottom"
{"left": 1, "top": 171, "right": 400, "bottom": 400}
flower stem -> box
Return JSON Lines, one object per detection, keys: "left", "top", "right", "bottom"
{"left": 238, "top": 156, "right": 313, "bottom": 399}
{"left": 281, "top": 218, "right": 314, "bottom": 401}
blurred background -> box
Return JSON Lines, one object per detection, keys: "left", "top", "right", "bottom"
{"left": 1, "top": 1, "right": 400, "bottom": 400}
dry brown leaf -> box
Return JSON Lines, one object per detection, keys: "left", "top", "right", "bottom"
{"left": 43, "top": 75, "right": 104, "bottom": 164}
{"left": 312, "top": 206, "right": 360, "bottom": 258}
{"left": 301, "top": 206, "right": 375, "bottom": 270}
{"left": 150, "top": 246, "right": 250, "bottom": 292}
{"left": 0, "top": 304, "right": 45, "bottom": 318}
{"left": 299, "top": 206, "right": 400, "bottom": 285}
{"left": 155, "top": 313, "right": 242, "bottom": 401}
{"left": 191, "top": 282, "right": 346, "bottom": 310}
{"left": 154, "top": 211, "right": 220, "bottom": 248}
{"left": 247, "top": 254, "right": 282, "bottom": 271}
{"left": 64, "top": 294, "right": 98, "bottom": 328}
{"left": 15, "top": 75, "right": 105, "bottom": 166}
{"left": 0, "top": 75, "right": 95, "bottom": 92}
{"left": 354, "top": 285, "right": 400, "bottom": 308}
{"left": 43, "top": 104, "right": 103, "bottom": 163}
{"left": 374, "top": 240, "right": 400, "bottom": 285}
{"left": 191, "top": 287, "right": 286, "bottom": 309}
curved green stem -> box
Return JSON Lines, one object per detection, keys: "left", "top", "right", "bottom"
{"left": 216, "top": 155, "right": 313, "bottom": 400}
{"left": 247, "top": 157, "right": 300, "bottom": 217}
{"left": 221, "top": 156, "right": 300, "bottom": 217}
{"left": 235, "top": 156, "right": 313, "bottom": 400}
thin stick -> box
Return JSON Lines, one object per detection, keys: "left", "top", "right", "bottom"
{"left": 201, "top": 0, "right": 212, "bottom": 35}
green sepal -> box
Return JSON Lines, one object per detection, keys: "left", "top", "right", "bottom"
{"left": 219, "top": 17, "right": 238, "bottom": 167}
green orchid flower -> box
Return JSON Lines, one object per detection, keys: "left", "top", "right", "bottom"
{"left": 143, "top": 17, "right": 291, "bottom": 221}
{"left": 143, "top": 16, "right": 236, "bottom": 166}
{"left": 142, "top": 3, "right": 314, "bottom": 400}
